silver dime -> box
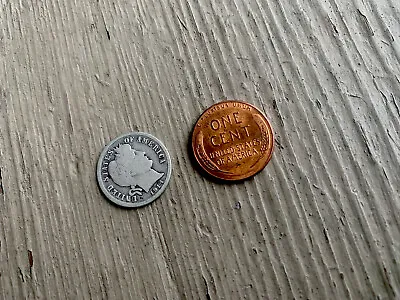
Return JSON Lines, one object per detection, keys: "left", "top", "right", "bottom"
{"left": 97, "top": 132, "right": 172, "bottom": 208}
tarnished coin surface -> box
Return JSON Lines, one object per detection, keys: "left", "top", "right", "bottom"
{"left": 192, "top": 100, "right": 274, "bottom": 181}
{"left": 97, "top": 132, "right": 172, "bottom": 208}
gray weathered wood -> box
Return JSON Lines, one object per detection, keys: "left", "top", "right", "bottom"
{"left": 0, "top": 0, "right": 399, "bottom": 298}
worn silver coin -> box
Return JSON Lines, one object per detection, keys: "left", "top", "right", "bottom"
{"left": 97, "top": 132, "right": 172, "bottom": 208}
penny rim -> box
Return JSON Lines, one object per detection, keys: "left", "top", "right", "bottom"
{"left": 192, "top": 100, "right": 274, "bottom": 181}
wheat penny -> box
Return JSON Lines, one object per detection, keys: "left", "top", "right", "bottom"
{"left": 192, "top": 100, "right": 273, "bottom": 181}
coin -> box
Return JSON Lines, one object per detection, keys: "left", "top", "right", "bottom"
{"left": 192, "top": 100, "right": 274, "bottom": 181}
{"left": 97, "top": 132, "right": 172, "bottom": 208}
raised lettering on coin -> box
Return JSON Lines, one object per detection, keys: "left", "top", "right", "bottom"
{"left": 97, "top": 132, "right": 172, "bottom": 207}
{"left": 192, "top": 100, "right": 274, "bottom": 181}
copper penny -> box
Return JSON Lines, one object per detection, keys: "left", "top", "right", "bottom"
{"left": 192, "top": 100, "right": 274, "bottom": 181}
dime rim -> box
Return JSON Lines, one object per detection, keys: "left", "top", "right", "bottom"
{"left": 191, "top": 100, "right": 274, "bottom": 181}
{"left": 96, "top": 132, "right": 172, "bottom": 208}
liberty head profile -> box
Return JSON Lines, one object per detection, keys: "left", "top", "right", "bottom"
{"left": 108, "top": 144, "right": 164, "bottom": 192}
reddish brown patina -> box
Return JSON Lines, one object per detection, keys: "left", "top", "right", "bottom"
{"left": 192, "top": 100, "right": 274, "bottom": 181}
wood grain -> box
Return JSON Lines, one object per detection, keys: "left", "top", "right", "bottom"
{"left": 0, "top": 0, "right": 399, "bottom": 299}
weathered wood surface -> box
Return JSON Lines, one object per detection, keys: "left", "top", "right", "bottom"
{"left": 0, "top": 0, "right": 399, "bottom": 299}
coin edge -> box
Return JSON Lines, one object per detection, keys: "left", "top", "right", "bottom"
{"left": 96, "top": 132, "right": 172, "bottom": 208}
{"left": 191, "top": 100, "right": 274, "bottom": 181}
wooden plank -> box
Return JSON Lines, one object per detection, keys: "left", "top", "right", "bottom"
{"left": 0, "top": 0, "right": 399, "bottom": 298}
